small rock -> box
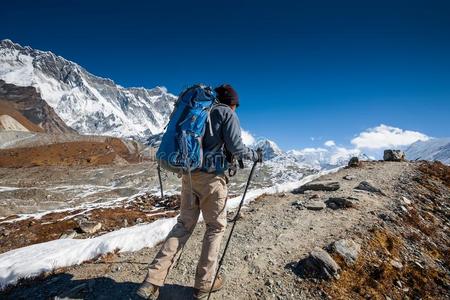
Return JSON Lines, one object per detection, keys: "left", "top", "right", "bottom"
{"left": 59, "top": 230, "right": 77, "bottom": 239}
{"left": 354, "top": 181, "right": 386, "bottom": 196}
{"left": 325, "top": 197, "right": 355, "bottom": 210}
{"left": 305, "top": 201, "right": 326, "bottom": 211}
{"left": 383, "top": 150, "right": 405, "bottom": 162}
{"left": 265, "top": 279, "right": 274, "bottom": 286}
{"left": 348, "top": 157, "right": 360, "bottom": 167}
{"left": 291, "top": 200, "right": 304, "bottom": 209}
{"left": 136, "top": 218, "right": 144, "bottom": 224}
{"left": 78, "top": 221, "right": 102, "bottom": 234}
{"left": 293, "top": 181, "right": 340, "bottom": 194}
{"left": 296, "top": 247, "right": 341, "bottom": 280}
{"left": 343, "top": 175, "right": 356, "bottom": 180}
{"left": 390, "top": 259, "right": 403, "bottom": 270}
{"left": 402, "top": 196, "right": 412, "bottom": 205}
{"left": 57, "top": 283, "right": 88, "bottom": 298}
{"left": 111, "top": 265, "right": 122, "bottom": 273}
{"left": 332, "top": 239, "right": 361, "bottom": 265}
{"left": 309, "top": 194, "right": 320, "bottom": 199}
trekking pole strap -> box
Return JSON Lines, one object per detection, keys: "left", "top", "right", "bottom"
{"left": 207, "top": 160, "right": 258, "bottom": 300}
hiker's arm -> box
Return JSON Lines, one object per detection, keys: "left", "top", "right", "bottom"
{"left": 222, "top": 112, "right": 259, "bottom": 162}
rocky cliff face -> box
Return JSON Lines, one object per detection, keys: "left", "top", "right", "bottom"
{"left": 0, "top": 80, "right": 75, "bottom": 133}
{"left": 0, "top": 39, "right": 177, "bottom": 140}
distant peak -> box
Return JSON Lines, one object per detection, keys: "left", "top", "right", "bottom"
{"left": 0, "top": 39, "right": 22, "bottom": 49}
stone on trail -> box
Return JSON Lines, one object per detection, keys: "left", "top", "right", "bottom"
{"left": 383, "top": 150, "right": 405, "bottom": 162}
{"left": 293, "top": 181, "right": 340, "bottom": 194}
{"left": 296, "top": 247, "right": 341, "bottom": 280}
{"left": 325, "top": 197, "right": 355, "bottom": 209}
{"left": 354, "top": 181, "right": 386, "bottom": 196}
{"left": 402, "top": 196, "right": 412, "bottom": 205}
{"left": 347, "top": 156, "right": 361, "bottom": 167}
{"left": 331, "top": 239, "right": 361, "bottom": 265}
{"left": 343, "top": 174, "right": 356, "bottom": 180}
{"left": 305, "top": 201, "right": 326, "bottom": 211}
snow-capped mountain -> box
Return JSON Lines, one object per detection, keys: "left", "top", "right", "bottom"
{"left": 405, "top": 138, "right": 450, "bottom": 164}
{"left": 0, "top": 39, "right": 177, "bottom": 140}
{"left": 254, "top": 139, "right": 283, "bottom": 160}
{"left": 286, "top": 146, "right": 366, "bottom": 170}
{"left": 248, "top": 138, "right": 366, "bottom": 184}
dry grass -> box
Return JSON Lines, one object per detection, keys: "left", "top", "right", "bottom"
{"left": 323, "top": 162, "right": 450, "bottom": 300}
{"left": 0, "top": 137, "right": 141, "bottom": 168}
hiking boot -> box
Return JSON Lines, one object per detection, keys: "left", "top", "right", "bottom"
{"left": 193, "top": 274, "right": 226, "bottom": 299}
{"left": 136, "top": 281, "right": 160, "bottom": 299}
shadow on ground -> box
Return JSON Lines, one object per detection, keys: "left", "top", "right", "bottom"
{"left": 1, "top": 273, "right": 193, "bottom": 300}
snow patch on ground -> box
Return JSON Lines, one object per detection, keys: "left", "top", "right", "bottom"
{"left": 0, "top": 168, "right": 339, "bottom": 289}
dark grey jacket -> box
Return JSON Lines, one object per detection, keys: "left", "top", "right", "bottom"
{"left": 202, "top": 104, "right": 258, "bottom": 173}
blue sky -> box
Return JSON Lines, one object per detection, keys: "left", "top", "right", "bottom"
{"left": 1, "top": 0, "right": 449, "bottom": 150}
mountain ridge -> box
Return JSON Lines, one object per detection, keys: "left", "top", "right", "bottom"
{"left": 0, "top": 39, "right": 177, "bottom": 141}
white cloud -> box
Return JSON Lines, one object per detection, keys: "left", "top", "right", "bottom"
{"left": 324, "top": 140, "right": 336, "bottom": 147}
{"left": 241, "top": 129, "right": 256, "bottom": 146}
{"left": 351, "top": 124, "right": 429, "bottom": 149}
{"left": 329, "top": 147, "right": 361, "bottom": 165}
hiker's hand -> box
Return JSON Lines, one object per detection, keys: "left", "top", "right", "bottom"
{"left": 256, "top": 148, "right": 263, "bottom": 163}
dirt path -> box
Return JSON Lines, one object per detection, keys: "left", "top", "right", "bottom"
{"left": 3, "top": 161, "right": 421, "bottom": 299}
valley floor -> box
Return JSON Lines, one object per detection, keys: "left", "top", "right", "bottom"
{"left": 1, "top": 161, "right": 449, "bottom": 299}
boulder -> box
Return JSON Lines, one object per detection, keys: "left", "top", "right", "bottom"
{"left": 383, "top": 150, "right": 405, "bottom": 162}
{"left": 354, "top": 181, "right": 386, "bottom": 196}
{"left": 293, "top": 181, "right": 340, "bottom": 194}
{"left": 78, "top": 221, "right": 102, "bottom": 234}
{"left": 348, "top": 157, "right": 360, "bottom": 167}
{"left": 331, "top": 239, "right": 361, "bottom": 265}
{"left": 325, "top": 197, "right": 355, "bottom": 209}
{"left": 296, "top": 247, "right": 341, "bottom": 279}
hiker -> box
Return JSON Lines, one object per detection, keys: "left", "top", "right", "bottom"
{"left": 137, "top": 84, "right": 263, "bottom": 299}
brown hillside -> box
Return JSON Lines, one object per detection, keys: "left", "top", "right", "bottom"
{"left": 0, "top": 100, "right": 44, "bottom": 132}
{"left": 0, "top": 138, "right": 140, "bottom": 167}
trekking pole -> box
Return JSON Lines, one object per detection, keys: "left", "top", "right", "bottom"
{"left": 157, "top": 164, "right": 164, "bottom": 199}
{"left": 207, "top": 160, "right": 258, "bottom": 300}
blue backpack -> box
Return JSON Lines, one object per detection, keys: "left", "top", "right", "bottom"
{"left": 156, "top": 84, "right": 217, "bottom": 175}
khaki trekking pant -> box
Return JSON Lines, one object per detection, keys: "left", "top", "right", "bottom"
{"left": 145, "top": 172, "right": 228, "bottom": 290}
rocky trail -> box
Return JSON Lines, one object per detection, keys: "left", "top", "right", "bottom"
{"left": 2, "top": 160, "right": 449, "bottom": 299}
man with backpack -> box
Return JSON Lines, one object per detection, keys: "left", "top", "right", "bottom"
{"left": 137, "top": 84, "right": 263, "bottom": 299}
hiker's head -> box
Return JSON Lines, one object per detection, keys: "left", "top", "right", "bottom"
{"left": 214, "top": 84, "right": 239, "bottom": 109}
